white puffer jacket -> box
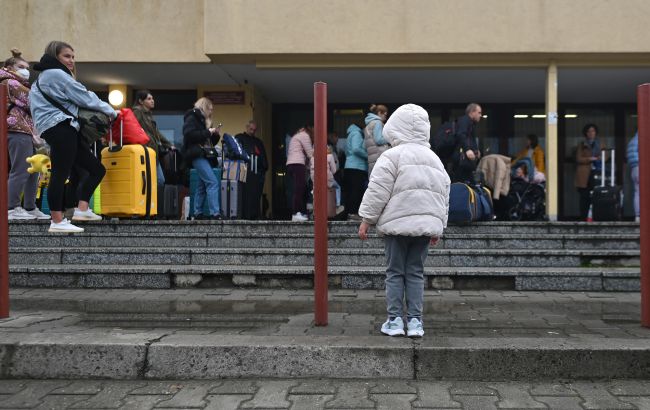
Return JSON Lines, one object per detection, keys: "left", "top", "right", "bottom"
{"left": 359, "top": 104, "right": 450, "bottom": 237}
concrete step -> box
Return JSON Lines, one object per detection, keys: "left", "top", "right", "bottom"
{"left": 2, "top": 289, "right": 649, "bottom": 380}
{"left": 8, "top": 232, "right": 640, "bottom": 250}
{"left": 8, "top": 219, "right": 641, "bottom": 235}
{"left": 9, "top": 264, "right": 640, "bottom": 291}
{"left": 9, "top": 247, "right": 640, "bottom": 268}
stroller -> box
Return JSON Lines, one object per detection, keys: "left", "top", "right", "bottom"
{"left": 503, "top": 158, "right": 546, "bottom": 221}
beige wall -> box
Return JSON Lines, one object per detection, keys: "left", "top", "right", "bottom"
{"left": 0, "top": 0, "right": 208, "bottom": 63}
{"left": 206, "top": 0, "right": 650, "bottom": 64}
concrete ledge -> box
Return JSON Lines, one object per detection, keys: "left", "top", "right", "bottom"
{"left": 2, "top": 334, "right": 649, "bottom": 380}
{"left": 146, "top": 335, "right": 414, "bottom": 379}
{"left": 417, "top": 337, "right": 650, "bottom": 380}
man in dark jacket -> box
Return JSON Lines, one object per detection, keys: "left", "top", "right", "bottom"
{"left": 451, "top": 103, "right": 483, "bottom": 183}
{"left": 235, "top": 121, "right": 268, "bottom": 219}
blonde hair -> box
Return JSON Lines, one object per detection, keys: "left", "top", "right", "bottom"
{"left": 3, "top": 48, "right": 26, "bottom": 68}
{"left": 194, "top": 97, "right": 214, "bottom": 127}
{"left": 369, "top": 104, "right": 388, "bottom": 115}
{"left": 44, "top": 40, "right": 75, "bottom": 76}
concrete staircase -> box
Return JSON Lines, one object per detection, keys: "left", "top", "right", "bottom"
{"left": 8, "top": 220, "right": 640, "bottom": 291}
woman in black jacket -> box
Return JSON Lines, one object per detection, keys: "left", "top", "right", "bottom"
{"left": 182, "top": 97, "right": 221, "bottom": 219}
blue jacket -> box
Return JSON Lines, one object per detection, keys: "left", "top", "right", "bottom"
{"left": 30, "top": 54, "right": 115, "bottom": 135}
{"left": 345, "top": 124, "right": 368, "bottom": 171}
{"left": 627, "top": 132, "right": 639, "bottom": 168}
{"left": 365, "top": 113, "right": 386, "bottom": 145}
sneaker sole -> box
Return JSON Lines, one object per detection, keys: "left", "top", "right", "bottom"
{"left": 8, "top": 216, "right": 37, "bottom": 220}
{"left": 48, "top": 228, "right": 84, "bottom": 233}
{"left": 407, "top": 331, "right": 424, "bottom": 338}
{"left": 71, "top": 216, "right": 102, "bottom": 221}
{"left": 381, "top": 329, "right": 405, "bottom": 336}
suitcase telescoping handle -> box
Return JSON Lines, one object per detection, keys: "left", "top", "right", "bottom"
{"left": 600, "top": 149, "right": 615, "bottom": 188}
{"left": 108, "top": 113, "right": 124, "bottom": 152}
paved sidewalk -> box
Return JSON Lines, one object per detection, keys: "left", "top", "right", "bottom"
{"left": 1, "top": 378, "right": 650, "bottom": 409}
{"left": 2, "top": 289, "right": 649, "bottom": 381}
{"left": 3, "top": 288, "right": 648, "bottom": 339}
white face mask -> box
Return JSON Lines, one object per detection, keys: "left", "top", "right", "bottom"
{"left": 16, "top": 68, "right": 30, "bottom": 80}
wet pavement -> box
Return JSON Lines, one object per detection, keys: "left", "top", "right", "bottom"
{"left": 3, "top": 288, "right": 649, "bottom": 339}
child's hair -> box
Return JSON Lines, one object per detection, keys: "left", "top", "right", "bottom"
{"left": 3, "top": 48, "right": 26, "bottom": 68}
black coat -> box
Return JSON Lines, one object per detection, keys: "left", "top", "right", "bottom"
{"left": 182, "top": 108, "right": 220, "bottom": 163}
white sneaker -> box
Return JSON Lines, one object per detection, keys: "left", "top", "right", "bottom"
{"left": 72, "top": 208, "right": 102, "bottom": 221}
{"left": 48, "top": 218, "right": 84, "bottom": 233}
{"left": 8, "top": 207, "right": 37, "bottom": 220}
{"left": 406, "top": 317, "right": 424, "bottom": 338}
{"left": 291, "top": 212, "right": 308, "bottom": 222}
{"left": 336, "top": 205, "right": 345, "bottom": 215}
{"left": 380, "top": 317, "right": 405, "bottom": 336}
{"left": 636, "top": 216, "right": 641, "bottom": 223}
{"left": 26, "top": 208, "right": 51, "bottom": 220}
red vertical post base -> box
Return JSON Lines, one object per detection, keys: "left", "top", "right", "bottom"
{"left": 638, "top": 84, "right": 650, "bottom": 328}
{"left": 313, "top": 82, "right": 328, "bottom": 326}
{"left": 0, "top": 86, "right": 9, "bottom": 318}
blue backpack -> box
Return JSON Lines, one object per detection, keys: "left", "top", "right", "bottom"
{"left": 222, "top": 133, "right": 250, "bottom": 161}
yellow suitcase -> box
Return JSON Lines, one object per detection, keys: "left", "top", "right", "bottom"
{"left": 100, "top": 144, "right": 158, "bottom": 217}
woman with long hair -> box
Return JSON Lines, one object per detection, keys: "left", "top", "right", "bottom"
{"left": 30, "top": 41, "right": 116, "bottom": 233}
{"left": 182, "top": 97, "right": 221, "bottom": 219}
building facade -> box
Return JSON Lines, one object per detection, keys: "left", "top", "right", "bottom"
{"left": 2, "top": 0, "right": 648, "bottom": 218}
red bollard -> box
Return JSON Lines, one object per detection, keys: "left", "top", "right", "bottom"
{"left": 638, "top": 84, "right": 650, "bottom": 328}
{"left": 313, "top": 82, "right": 328, "bottom": 326}
{"left": 0, "top": 86, "right": 9, "bottom": 318}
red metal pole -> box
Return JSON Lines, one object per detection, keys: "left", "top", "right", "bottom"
{"left": 313, "top": 82, "right": 328, "bottom": 326}
{"left": 638, "top": 84, "right": 650, "bottom": 328}
{"left": 0, "top": 86, "right": 9, "bottom": 319}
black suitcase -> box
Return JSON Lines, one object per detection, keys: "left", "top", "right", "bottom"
{"left": 221, "top": 180, "right": 243, "bottom": 219}
{"left": 592, "top": 149, "right": 622, "bottom": 221}
{"left": 160, "top": 184, "right": 180, "bottom": 218}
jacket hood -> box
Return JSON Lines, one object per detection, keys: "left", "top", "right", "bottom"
{"left": 33, "top": 54, "right": 72, "bottom": 76}
{"left": 0, "top": 67, "right": 28, "bottom": 86}
{"left": 347, "top": 124, "right": 362, "bottom": 134}
{"left": 365, "top": 113, "right": 381, "bottom": 125}
{"left": 382, "top": 104, "right": 430, "bottom": 147}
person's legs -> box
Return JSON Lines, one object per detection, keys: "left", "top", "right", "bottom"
{"left": 192, "top": 159, "right": 209, "bottom": 217}
{"left": 384, "top": 235, "right": 408, "bottom": 320}
{"left": 42, "top": 122, "right": 78, "bottom": 223}
{"left": 632, "top": 166, "right": 640, "bottom": 219}
{"left": 287, "top": 164, "right": 306, "bottom": 214}
{"left": 404, "top": 236, "right": 431, "bottom": 321}
{"left": 73, "top": 139, "right": 106, "bottom": 207}
{"left": 7, "top": 132, "right": 35, "bottom": 209}
{"left": 332, "top": 180, "right": 341, "bottom": 207}
{"left": 577, "top": 188, "right": 590, "bottom": 220}
{"left": 344, "top": 169, "right": 367, "bottom": 215}
{"left": 193, "top": 160, "right": 220, "bottom": 217}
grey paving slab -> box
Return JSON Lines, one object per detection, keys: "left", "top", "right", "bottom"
{"left": 533, "top": 396, "right": 583, "bottom": 409}
{"left": 119, "top": 394, "right": 170, "bottom": 410}
{"left": 209, "top": 381, "right": 257, "bottom": 395}
{"left": 155, "top": 382, "right": 218, "bottom": 408}
{"left": 619, "top": 397, "right": 650, "bottom": 410}
{"left": 372, "top": 393, "right": 417, "bottom": 410}
{"left": 288, "top": 394, "right": 334, "bottom": 410}
{"left": 571, "top": 382, "right": 636, "bottom": 409}
{"left": 241, "top": 380, "right": 297, "bottom": 408}
{"left": 325, "top": 382, "right": 376, "bottom": 408}
{"left": 412, "top": 381, "right": 461, "bottom": 408}
{"left": 290, "top": 381, "right": 337, "bottom": 395}
{"left": 33, "top": 394, "right": 92, "bottom": 410}
{"left": 69, "top": 382, "right": 147, "bottom": 409}
{"left": 489, "top": 382, "right": 546, "bottom": 408}
{"left": 204, "top": 394, "right": 254, "bottom": 410}
{"left": 453, "top": 394, "right": 500, "bottom": 410}
{"left": 0, "top": 381, "right": 69, "bottom": 408}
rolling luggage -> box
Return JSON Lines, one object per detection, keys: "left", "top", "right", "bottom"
{"left": 327, "top": 187, "right": 337, "bottom": 218}
{"left": 592, "top": 149, "right": 622, "bottom": 221}
{"left": 100, "top": 119, "right": 157, "bottom": 218}
{"left": 189, "top": 168, "right": 222, "bottom": 217}
{"left": 449, "top": 182, "right": 477, "bottom": 224}
{"left": 221, "top": 179, "right": 243, "bottom": 219}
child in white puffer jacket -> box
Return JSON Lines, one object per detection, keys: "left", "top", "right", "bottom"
{"left": 358, "top": 103, "right": 450, "bottom": 338}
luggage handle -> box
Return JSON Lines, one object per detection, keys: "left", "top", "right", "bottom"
{"left": 601, "top": 149, "right": 615, "bottom": 187}
{"left": 108, "top": 113, "right": 124, "bottom": 152}
{"left": 141, "top": 170, "right": 147, "bottom": 195}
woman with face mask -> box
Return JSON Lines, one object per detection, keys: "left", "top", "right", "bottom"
{"left": 1, "top": 49, "right": 50, "bottom": 220}
{"left": 30, "top": 41, "right": 117, "bottom": 233}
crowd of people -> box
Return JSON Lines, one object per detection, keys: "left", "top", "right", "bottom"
{"left": 1, "top": 42, "right": 643, "bottom": 230}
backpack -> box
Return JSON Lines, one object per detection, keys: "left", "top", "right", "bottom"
{"left": 430, "top": 120, "right": 458, "bottom": 160}
{"left": 222, "top": 133, "right": 250, "bottom": 161}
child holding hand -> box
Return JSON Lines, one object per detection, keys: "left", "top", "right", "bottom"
{"left": 358, "top": 103, "right": 450, "bottom": 337}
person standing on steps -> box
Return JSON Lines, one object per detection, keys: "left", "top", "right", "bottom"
{"left": 286, "top": 126, "right": 313, "bottom": 222}
{"left": 235, "top": 120, "right": 268, "bottom": 220}
{"left": 358, "top": 103, "right": 450, "bottom": 338}
{"left": 30, "top": 41, "right": 117, "bottom": 233}
{"left": 364, "top": 104, "right": 389, "bottom": 175}
{"left": 1, "top": 48, "right": 49, "bottom": 221}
